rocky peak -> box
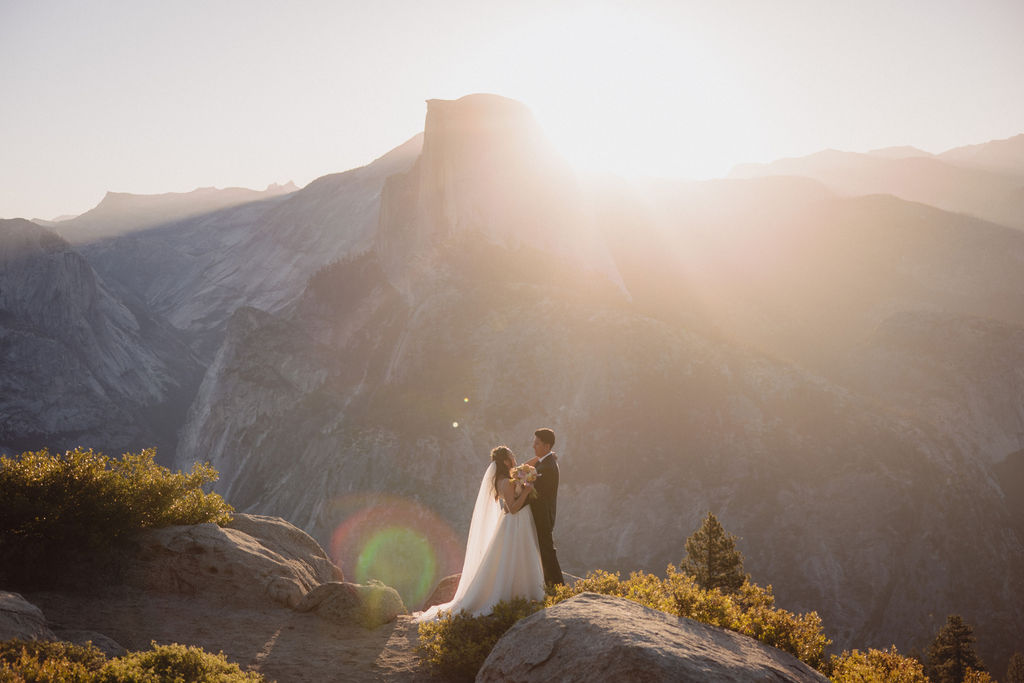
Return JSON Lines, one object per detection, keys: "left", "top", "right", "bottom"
{"left": 420, "top": 94, "right": 549, "bottom": 187}
{"left": 377, "top": 93, "right": 624, "bottom": 300}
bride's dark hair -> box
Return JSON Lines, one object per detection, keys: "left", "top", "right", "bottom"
{"left": 490, "top": 446, "right": 513, "bottom": 499}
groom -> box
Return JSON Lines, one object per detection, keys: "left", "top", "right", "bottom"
{"left": 528, "top": 428, "right": 564, "bottom": 586}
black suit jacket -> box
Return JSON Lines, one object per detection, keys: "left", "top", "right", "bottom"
{"left": 530, "top": 453, "right": 559, "bottom": 534}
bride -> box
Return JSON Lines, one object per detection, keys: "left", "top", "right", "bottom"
{"left": 414, "top": 446, "right": 545, "bottom": 621}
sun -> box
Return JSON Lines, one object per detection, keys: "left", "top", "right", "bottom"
{"left": 456, "top": 4, "right": 757, "bottom": 182}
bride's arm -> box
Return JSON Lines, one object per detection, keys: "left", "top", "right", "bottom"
{"left": 498, "top": 479, "right": 533, "bottom": 514}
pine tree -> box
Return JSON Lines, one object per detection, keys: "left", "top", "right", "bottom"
{"left": 1007, "top": 652, "right": 1024, "bottom": 683}
{"left": 926, "top": 614, "right": 985, "bottom": 683}
{"left": 681, "top": 512, "right": 747, "bottom": 593}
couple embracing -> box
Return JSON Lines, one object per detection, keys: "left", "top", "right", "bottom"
{"left": 415, "top": 428, "right": 564, "bottom": 622}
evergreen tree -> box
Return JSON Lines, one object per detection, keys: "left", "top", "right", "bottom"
{"left": 681, "top": 512, "right": 747, "bottom": 593}
{"left": 926, "top": 614, "right": 985, "bottom": 683}
{"left": 1007, "top": 652, "right": 1024, "bottom": 683}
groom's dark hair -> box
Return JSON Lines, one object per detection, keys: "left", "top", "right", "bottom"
{"left": 535, "top": 428, "right": 555, "bottom": 447}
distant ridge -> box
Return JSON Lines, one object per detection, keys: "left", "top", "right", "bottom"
{"left": 60, "top": 182, "right": 298, "bottom": 244}
{"left": 867, "top": 145, "right": 933, "bottom": 159}
{"left": 729, "top": 134, "right": 1024, "bottom": 229}
{"left": 940, "top": 132, "right": 1024, "bottom": 176}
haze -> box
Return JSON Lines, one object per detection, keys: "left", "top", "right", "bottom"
{"left": 2, "top": 0, "right": 1023, "bottom": 220}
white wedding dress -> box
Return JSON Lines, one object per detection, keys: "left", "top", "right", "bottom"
{"left": 414, "top": 462, "right": 545, "bottom": 621}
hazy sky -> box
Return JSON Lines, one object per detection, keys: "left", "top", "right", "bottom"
{"left": 2, "top": 0, "right": 1023, "bottom": 220}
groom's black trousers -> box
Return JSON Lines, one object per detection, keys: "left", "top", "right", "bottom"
{"left": 534, "top": 521, "right": 564, "bottom": 586}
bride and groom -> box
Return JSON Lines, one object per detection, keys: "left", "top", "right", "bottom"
{"left": 414, "top": 428, "right": 564, "bottom": 622}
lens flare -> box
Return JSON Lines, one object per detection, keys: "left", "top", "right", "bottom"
{"left": 356, "top": 526, "right": 436, "bottom": 603}
{"left": 329, "top": 495, "right": 462, "bottom": 609}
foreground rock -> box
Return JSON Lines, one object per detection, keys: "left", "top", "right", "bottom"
{"left": 22, "top": 588, "right": 425, "bottom": 682}
{"left": 4, "top": 515, "right": 419, "bottom": 680}
{"left": 122, "top": 513, "right": 343, "bottom": 608}
{"left": 295, "top": 581, "right": 405, "bottom": 629}
{"left": 421, "top": 573, "right": 460, "bottom": 612}
{"left": 478, "top": 592, "right": 828, "bottom": 683}
{"left": 0, "top": 592, "right": 56, "bottom": 642}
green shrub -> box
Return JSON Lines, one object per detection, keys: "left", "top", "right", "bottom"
{"left": 99, "top": 642, "right": 264, "bottom": 682}
{"left": 829, "top": 646, "right": 928, "bottom": 682}
{"left": 0, "top": 448, "right": 233, "bottom": 587}
{"left": 417, "top": 597, "right": 544, "bottom": 682}
{"left": 0, "top": 639, "right": 106, "bottom": 682}
{"left": 547, "top": 565, "right": 831, "bottom": 671}
{"left": 0, "top": 639, "right": 264, "bottom": 682}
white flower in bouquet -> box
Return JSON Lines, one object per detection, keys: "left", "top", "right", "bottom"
{"left": 510, "top": 463, "right": 539, "bottom": 499}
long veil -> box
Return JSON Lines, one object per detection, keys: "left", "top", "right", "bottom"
{"left": 414, "top": 462, "right": 501, "bottom": 621}
{"left": 448, "top": 461, "right": 500, "bottom": 604}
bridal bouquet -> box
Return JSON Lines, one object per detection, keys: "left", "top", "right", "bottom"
{"left": 510, "top": 464, "right": 539, "bottom": 499}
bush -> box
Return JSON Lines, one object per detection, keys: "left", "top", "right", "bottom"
{"left": 829, "top": 646, "right": 927, "bottom": 682}
{"left": 99, "top": 642, "right": 264, "bottom": 682}
{"left": 547, "top": 565, "right": 831, "bottom": 671}
{"left": 0, "top": 639, "right": 264, "bottom": 682}
{"left": 0, "top": 447, "right": 233, "bottom": 587}
{"left": 0, "top": 639, "right": 106, "bottom": 682}
{"left": 417, "top": 598, "right": 544, "bottom": 682}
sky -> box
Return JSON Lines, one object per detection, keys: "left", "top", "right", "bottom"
{"left": 2, "top": 0, "right": 1023, "bottom": 220}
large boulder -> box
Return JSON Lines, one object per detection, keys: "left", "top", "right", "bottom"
{"left": 295, "top": 581, "right": 405, "bottom": 629}
{"left": 0, "top": 592, "right": 55, "bottom": 642}
{"left": 225, "top": 513, "right": 344, "bottom": 583}
{"left": 477, "top": 592, "right": 828, "bottom": 683}
{"left": 122, "top": 513, "right": 342, "bottom": 608}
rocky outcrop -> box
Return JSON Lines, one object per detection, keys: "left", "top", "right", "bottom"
{"left": 122, "top": 513, "right": 342, "bottom": 609}
{"left": 0, "top": 592, "right": 55, "bottom": 642}
{"left": 478, "top": 592, "right": 828, "bottom": 682}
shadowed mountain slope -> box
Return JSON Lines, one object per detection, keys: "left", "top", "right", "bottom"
{"left": 66, "top": 136, "right": 422, "bottom": 359}
{"left": 0, "top": 218, "right": 201, "bottom": 456}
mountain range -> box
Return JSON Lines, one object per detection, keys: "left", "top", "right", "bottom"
{"left": 1, "top": 94, "right": 1021, "bottom": 672}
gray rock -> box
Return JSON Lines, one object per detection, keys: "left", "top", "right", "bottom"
{"left": 226, "top": 513, "right": 343, "bottom": 583}
{"left": 123, "top": 515, "right": 341, "bottom": 608}
{"left": 421, "top": 573, "right": 460, "bottom": 611}
{"left": 477, "top": 592, "right": 828, "bottom": 683}
{"left": 0, "top": 592, "right": 55, "bottom": 641}
{"left": 295, "top": 581, "right": 405, "bottom": 629}
{"left": 52, "top": 629, "right": 126, "bottom": 658}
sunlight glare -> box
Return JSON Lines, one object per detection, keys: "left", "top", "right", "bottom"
{"left": 473, "top": 5, "right": 759, "bottom": 181}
